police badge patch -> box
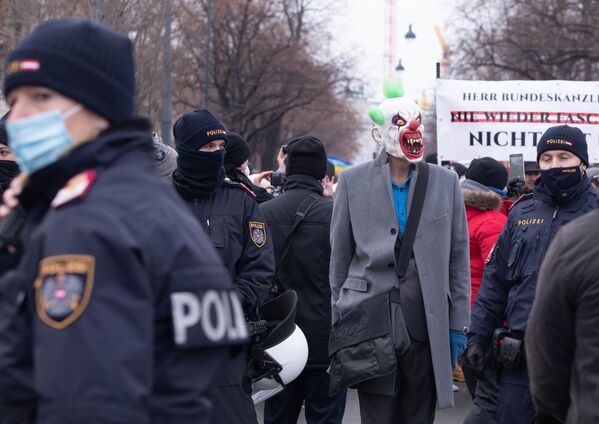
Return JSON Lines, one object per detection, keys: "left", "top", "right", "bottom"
{"left": 249, "top": 221, "right": 266, "bottom": 248}
{"left": 34, "top": 255, "right": 95, "bottom": 330}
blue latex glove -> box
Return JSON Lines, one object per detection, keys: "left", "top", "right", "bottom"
{"left": 450, "top": 330, "right": 468, "bottom": 370}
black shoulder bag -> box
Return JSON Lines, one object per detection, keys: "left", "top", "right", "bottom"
{"left": 270, "top": 193, "right": 320, "bottom": 296}
{"left": 328, "top": 162, "right": 429, "bottom": 396}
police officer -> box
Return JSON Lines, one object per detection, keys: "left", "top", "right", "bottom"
{"left": 462, "top": 125, "right": 597, "bottom": 424}
{"left": 0, "top": 119, "right": 19, "bottom": 197}
{"left": 0, "top": 118, "right": 21, "bottom": 277}
{"left": 224, "top": 132, "right": 273, "bottom": 204}
{"left": 171, "top": 109, "right": 275, "bottom": 424}
{"left": 0, "top": 19, "right": 246, "bottom": 424}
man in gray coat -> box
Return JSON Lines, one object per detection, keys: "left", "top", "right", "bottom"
{"left": 330, "top": 81, "right": 470, "bottom": 423}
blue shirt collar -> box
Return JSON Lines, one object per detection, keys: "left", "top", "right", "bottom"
{"left": 391, "top": 171, "right": 413, "bottom": 189}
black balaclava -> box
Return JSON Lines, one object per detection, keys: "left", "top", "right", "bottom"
{"left": 538, "top": 166, "right": 585, "bottom": 204}
{"left": 0, "top": 121, "right": 19, "bottom": 197}
{"left": 0, "top": 160, "right": 20, "bottom": 196}
{"left": 172, "top": 109, "right": 228, "bottom": 196}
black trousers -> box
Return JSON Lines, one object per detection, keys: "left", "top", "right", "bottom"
{"left": 263, "top": 368, "right": 347, "bottom": 424}
{"left": 497, "top": 368, "right": 535, "bottom": 424}
{"left": 208, "top": 352, "right": 257, "bottom": 424}
{"left": 463, "top": 366, "right": 498, "bottom": 424}
{"left": 357, "top": 340, "right": 436, "bottom": 424}
{"left": 464, "top": 341, "right": 499, "bottom": 424}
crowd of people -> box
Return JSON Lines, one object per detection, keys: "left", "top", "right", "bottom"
{"left": 0, "top": 17, "right": 597, "bottom": 424}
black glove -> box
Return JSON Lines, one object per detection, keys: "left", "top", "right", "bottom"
{"left": 506, "top": 177, "right": 530, "bottom": 200}
{"left": 462, "top": 343, "right": 486, "bottom": 378}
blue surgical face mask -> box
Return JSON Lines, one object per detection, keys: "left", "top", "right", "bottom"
{"left": 6, "top": 104, "right": 82, "bottom": 174}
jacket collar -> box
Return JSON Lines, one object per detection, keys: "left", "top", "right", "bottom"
{"left": 533, "top": 175, "right": 592, "bottom": 207}
{"left": 374, "top": 149, "right": 389, "bottom": 167}
{"left": 19, "top": 118, "right": 152, "bottom": 212}
{"left": 284, "top": 174, "right": 324, "bottom": 195}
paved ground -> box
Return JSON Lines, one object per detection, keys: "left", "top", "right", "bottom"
{"left": 256, "top": 382, "right": 472, "bottom": 423}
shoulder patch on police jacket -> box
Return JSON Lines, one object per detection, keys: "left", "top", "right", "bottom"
{"left": 249, "top": 221, "right": 266, "bottom": 248}
{"left": 171, "top": 289, "right": 248, "bottom": 348}
{"left": 34, "top": 255, "right": 95, "bottom": 330}
{"left": 51, "top": 170, "right": 97, "bottom": 208}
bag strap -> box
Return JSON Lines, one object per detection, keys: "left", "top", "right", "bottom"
{"left": 395, "top": 162, "right": 429, "bottom": 279}
{"left": 275, "top": 192, "right": 320, "bottom": 272}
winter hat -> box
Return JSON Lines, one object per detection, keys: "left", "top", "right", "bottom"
{"left": 285, "top": 136, "right": 328, "bottom": 180}
{"left": 224, "top": 133, "right": 250, "bottom": 167}
{"left": 173, "top": 109, "right": 227, "bottom": 151}
{"left": 525, "top": 161, "right": 540, "bottom": 173}
{"left": 465, "top": 157, "right": 508, "bottom": 190}
{"left": 3, "top": 19, "right": 135, "bottom": 124}
{"left": 537, "top": 125, "right": 588, "bottom": 166}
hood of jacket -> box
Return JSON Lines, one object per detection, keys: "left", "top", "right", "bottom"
{"left": 461, "top": 179, "right": 502, "bottom": 211}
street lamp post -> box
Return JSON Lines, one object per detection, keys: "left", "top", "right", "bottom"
{"left": 405, "top": 24, "right": 416, "bottom": 41}
{"left": 95, "top": 0, "right": 104, "bottom": 23}
{"left": 395, "top": 59, "right": 405, "bottom": 72}
{"left": 395, "top": 25, "right": 415, "bottom": 75}
{"left": 204, "top": 0, "right": 213, "bottom": 109}
{"left": 161, "top": 0, "right": 173, "bottom": 145}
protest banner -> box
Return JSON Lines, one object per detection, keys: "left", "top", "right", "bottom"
{"left": 436, "top": 79, "right": 599, "bottom": 163}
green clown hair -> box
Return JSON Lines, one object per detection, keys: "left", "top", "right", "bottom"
{"left": 383, "top": 78, "right": 404, "bottom": 99}
{"left": 367, "top": 105, "right": 385, "bottom": 125}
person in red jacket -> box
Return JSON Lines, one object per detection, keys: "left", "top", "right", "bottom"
{"left": 462, "top": 158, "right": 509, "bottom": 308}
{"left": 461, "top": 157, "right": 509, "bottom": 423}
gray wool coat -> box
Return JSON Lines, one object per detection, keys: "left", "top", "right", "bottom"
{"left": 330, "top": 152, "right": 471, "bottom": 409}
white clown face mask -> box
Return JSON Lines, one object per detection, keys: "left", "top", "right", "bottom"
{"left": 368, "top": 79, "right": 424, "bottom": 163}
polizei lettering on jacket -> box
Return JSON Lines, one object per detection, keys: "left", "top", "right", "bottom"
{"left": 517, "top": 218, "right": 545, "bottom": 226}
{"left": 171, "top": 289, "right": 247, "bottom": 347}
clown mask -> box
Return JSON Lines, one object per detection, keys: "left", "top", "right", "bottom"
{"left": 368, "top": 79, "right": 424, "bottom": 162}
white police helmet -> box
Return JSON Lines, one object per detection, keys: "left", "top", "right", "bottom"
{"left": 251, "top": 290, "right": 308, "bottom": 404}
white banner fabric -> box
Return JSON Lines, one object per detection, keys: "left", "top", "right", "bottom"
{"left": 436, "top": 79, "right": 599, "bottom": 163}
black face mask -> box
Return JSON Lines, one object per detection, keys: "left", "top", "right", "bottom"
{"left": 539, "top": 165, "right": 583, "bottom": 202}
{"left": 173, "top": 147, "right": 225, "bottom": 197}
{"left": 0, "top": 160, "right": 20, "bottom": 196}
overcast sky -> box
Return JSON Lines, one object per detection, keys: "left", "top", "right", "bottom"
{"left": 330, "top": 0, "right": 457, "bottom": 102}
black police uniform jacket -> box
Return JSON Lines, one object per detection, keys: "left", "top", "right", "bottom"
{"left": 0, "top": 120, "right": 246, "bottom": 424}
{"left": 526, "top": 205, "right": 599, "bottom": 423}
{"left": 173, "top": 175, "right": 274, "bottom": 312}
{"left": 470, "top": 176, "right": 596, "bottom": 350}
{"left": 260, "top": 175, "right": 333, "bottom": 369}
{"left": 224, "top": 166, "right": 273, "bottom": 204}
